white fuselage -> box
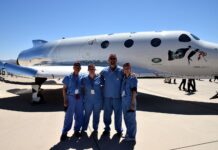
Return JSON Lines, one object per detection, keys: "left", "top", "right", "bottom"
{"left": 17, "top": 31, "right": 218, "bottom": 78}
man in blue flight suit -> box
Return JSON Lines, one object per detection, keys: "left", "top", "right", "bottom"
{"left": 100, "top": 54, "right": 124, "bottom": 136}
{"left": 60, "top": 62, "right": 84, "bottom": 141}
{"left": 82, "top": 64, "right": 102, "bottom": 133}
{"left": 121, "top": 63, "right": 137, "bottom": 141}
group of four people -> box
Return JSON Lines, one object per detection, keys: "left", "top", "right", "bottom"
{"left": 60, "top": 54, "right": 138, "bottom": 142}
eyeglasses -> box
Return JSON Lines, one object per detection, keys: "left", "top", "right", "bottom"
{"left": 123, "top": 67, "right": 130, "bottom": 70}
{"left": 74, "top": 66, "right": 81, "bottom": 69}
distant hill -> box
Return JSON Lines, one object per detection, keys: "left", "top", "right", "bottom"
{"left": 0, "top": 59, "right": 16, "bottom": 64}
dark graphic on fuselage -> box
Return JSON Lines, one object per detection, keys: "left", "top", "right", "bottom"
{"left": 187, "top": 49, "right": 207, "bottom": 64}
{"left": 187, "top": 49, "right": 199, "bottom": 64}
{"left": 168, "top": 46, "right": 207, "bottom": 65}
{"left": 168, "top": 46, "right": 191, "bottom": 61}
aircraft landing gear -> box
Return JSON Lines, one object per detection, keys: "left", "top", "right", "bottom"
{"left": 31, "top": 84, "right": 44, "bottom": 104}
{"left": 31, "top": 78, "right": 47, "bottom": 104}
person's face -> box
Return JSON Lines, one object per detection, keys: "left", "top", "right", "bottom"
{"left": 73, "top": 65, "right": 81, "bottom": 74}
{"left": 123, "top": 66, "right": 131, "bottom": 75}
{"left": 108, "top": 56, "right": 117, "bottom": 67}
{"left": 88, "top": 66, "right": 96, "bottom": 75}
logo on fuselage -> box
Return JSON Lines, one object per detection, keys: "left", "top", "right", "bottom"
{"left": 152, "top": 58, "right": 162, "bottom": 63}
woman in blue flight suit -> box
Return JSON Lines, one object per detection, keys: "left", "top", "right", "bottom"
{"left": 121, "top": 63, "right": 138, "bottom": 141}
{"left": 82, "top": 64, "right": 102, "bottom": 133}
{"left": 60, "top": 62, "right": 84, "bottom": 141}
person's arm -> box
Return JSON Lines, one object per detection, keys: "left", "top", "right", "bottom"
{"left": 80, "top": 77, "right": 85, "bottom": 99}
{"left": 130, "top": 89, "right": 137, "bottom": 111}
{"left": 63, "top": 84, "right": 68, "bottom": 107}
{"left": 129, "top": 77, "right": 138, "bottom": 112}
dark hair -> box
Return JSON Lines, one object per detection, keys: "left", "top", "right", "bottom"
{"left": 108, "top": 54, "right": 117, "bottom": 60}
{"left": 73, "top": 62, "right": 81, "bottom": 68}
{"left": 123, "top": 62, "right": 131, "bottom": 68}
{"left": 88, "top": 64, "right": 95, "bottom": 70}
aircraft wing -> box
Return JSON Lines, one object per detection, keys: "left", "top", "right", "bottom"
{"left": 0, "top": 61, "right": 161, "bottom": 85}
{"left": 32, "top": 66, "right": 105, "bottom": 79}
{"left": 0, "top": 61, "right": 163, "bottom": 102}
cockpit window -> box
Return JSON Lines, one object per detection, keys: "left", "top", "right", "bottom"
{"left": 190, "top": 34, "right": 200, "bottom": 40}
{"left": 179, "top": 34, "right": 191, "bottom": 42}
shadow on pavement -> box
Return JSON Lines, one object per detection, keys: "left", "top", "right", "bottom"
{"left": 97, "top": 133, "right": 136, "bottom": 150}
{"left": 137, "top": 92, "right": 218, "bottom": 115}
{"left": 0, "top": 88, "right": 63, "bottom": 112}
{"left": 50, "top": 132, "right": 98, "bottom": 150}
{"left": 50, "top": 132, "right": 136, "bottom": 150}
{"left": 0, "top": 88, "right": 218, "bottom": 115}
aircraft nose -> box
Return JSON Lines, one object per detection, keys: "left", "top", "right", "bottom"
{"left": 17, "top": 51, "right": 28, "bottom": 66}
{"left": 16, "top": 58, "right": 20, "bottom": 65}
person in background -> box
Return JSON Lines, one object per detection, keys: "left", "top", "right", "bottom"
{"left": 187, "top": 78, "right": 196, "bottom": 93}
{"left": 179, "top": 79, "right": 186, "bottom": 91}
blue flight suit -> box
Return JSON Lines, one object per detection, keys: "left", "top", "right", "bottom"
{"left": 121, "top": 75, "right": 138, "bottom": 139}
{"left": 82, "top": 75, "right": 103, "bottom": 131}
{"left": 100, "top": 66, "right": 124, "bottom": 132}
{"left": 62, "top": 73, "right": 84, "bottom": 134}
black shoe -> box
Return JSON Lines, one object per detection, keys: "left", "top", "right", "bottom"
{"left": 93, "top": 130, "right": 98, "bottom": 134}
{"left": 178, "top": 87, "right": 181, "bottom": 90}
{"left": 116, "top": 132, "right": 123, "bottom": 137}
{"left": 187, "top": 90, "right": 192, "bottom": 94}
{"left": 103, "top": 130, "right": 110, "bottom": 135}
{"left": 60, "top": 133, "right": 68, "bottom": 141}
{"left": 81, "top": 130, "right": 87, "bottom": 134}
{"left": 74, "top": 131, "right": 82, "bottom": 138}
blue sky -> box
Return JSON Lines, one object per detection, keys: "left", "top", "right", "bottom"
{"left": 0, "top": 0, "right": 218, "bottom": 59}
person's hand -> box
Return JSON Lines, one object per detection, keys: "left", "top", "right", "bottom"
{"left": 64, "top": 106, "right": 68, "bottom": 112}
{"left": 64, "top": 99, "right": 68, "bottom": 107}
{"left": 63, "top": 99, "right": 68, "bottom": 112}
{"left": 127, "top": 103, "right": 135, "bottom": 112}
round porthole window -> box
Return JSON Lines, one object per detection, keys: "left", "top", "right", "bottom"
{"left": 151, "top": 38, "right": 161, "bottom": 47}
{"left": 124, "top": 39, "right": 134, "bottom": 48}
{"left": 101, "top": 40, "right": 109, "bottom": 49}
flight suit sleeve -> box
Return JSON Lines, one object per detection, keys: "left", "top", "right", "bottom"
{"left": 62, "top": 76, "right": 69, "bottom": 86}
{"left": 99, "top": 70, "right": 105, "bottom": 87}
{"left": 130, "top": 77, "right": 138, "bottom": 92}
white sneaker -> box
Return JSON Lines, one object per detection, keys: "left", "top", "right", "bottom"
{"left": 123, "top": 134, "right": 129, "bottom": 138}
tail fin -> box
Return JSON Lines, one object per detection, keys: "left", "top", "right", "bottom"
{"left": 32, "top": 39, "right": 48, "bottom": 47}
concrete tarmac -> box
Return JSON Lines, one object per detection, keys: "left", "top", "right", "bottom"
{"left": 0, "top": 79, "right": 218, "bottom": 150}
